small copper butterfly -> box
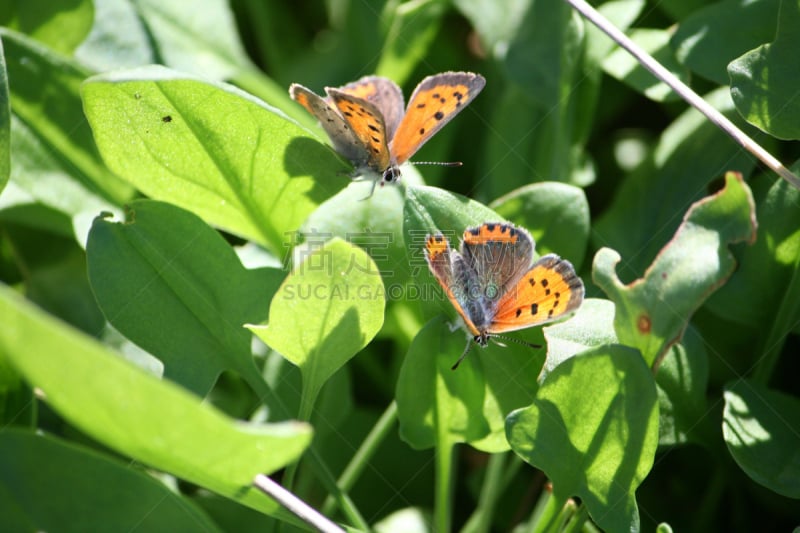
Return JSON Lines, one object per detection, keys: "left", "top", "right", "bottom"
{"left": 425, "top": 222, "right": 584, "bottom": 369}
{"left": 289, "top": 72, "right": 486, "bottom": 196}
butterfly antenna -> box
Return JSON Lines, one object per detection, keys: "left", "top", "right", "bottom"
{"left": 412, "top": 161, "right": 463, "bottom": 168}
{"left": 491, "top": 334, "right": 542, "bottom": 350}
{"left": 451, "top": 339, "right": 474, "bottom": 370}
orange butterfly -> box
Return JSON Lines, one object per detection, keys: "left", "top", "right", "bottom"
{"left": 290, "top": 72, "right": 485, "bottom": 196}
{"left": 425, "top": 222, "right": 584, "bottom": 369}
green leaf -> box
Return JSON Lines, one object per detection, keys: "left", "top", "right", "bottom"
{"left": 0, "top": 284, "right": 313, "bottom": 516}
{"left": 0, "top": 351, "right": 33, "bottom": 428}
{"left": 705, "top": 175, "right": 800, "bottom": 326}
{"left": 490, "top": 181, "right": 590, "bottom": 269}
{"left": 593, "top": 172, "right": 757, "bottom": 367}
{"left": 655, "top": 325, "right": 711, "bottom": 447}
{"left": 403, "top": 184, "right": 501, "bottom": 242}
{"left": 75, "top": 0, "right": 155, "bottom": 70}
{"left": 0, "top": 38, "right": 9, "bottom": 194}
{"left": 593, "top": 87, "right": 758, "bottom": 277}
{"left": 86, "top": 200, "right": 284, "bottom": 397}
{"left": 603, "top": 28, "right": 689, "bottom": 102}
{"left": 376, "top": 0, "right": 447, "bottom": 85}
{"left": 453, "top": 0, "right": 532, "bottom": 58}
{"left": 506, "top": 345, "right": 659, "bottom": 533}
{"left": 503, "top": 0, "right": 582, "bottom": 108}
{"left": 302, "top": 170, "right": 424, "bottom": 290}
{"left": 132, "top": 0, "right": 253, "bottom": 79}
{"left": 671, "top": 0, "right": 779, "bottom": 85}
{"left": 0, "top": 0, "right": 94, "bottom": 55}
{"left": 723, "top": 379, "right": 800, "bottom": 498}
{"left": 0, "top": 429, "right": 221, "bottom": 532}
{"left": 396, "top": 315, "right": 541, "bottom": 452}
{"left": 539, "top": 298, "right": 617, "bottom": 380}
{"left": 729, "top": 1, "right": 800, "bottom": 139}
{"left": 586, "top": 0, "right": 645, "bottom": 64}
{"left": 81, "top": 65, "right": 347, "bottom": 252}
{"left": 1, "top": 28, "right": 134, "bottom": 205}
{"left": 249, "top": 238, "right": 385, "bottom": 417}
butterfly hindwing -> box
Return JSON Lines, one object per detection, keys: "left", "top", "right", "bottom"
{"left": 390, "top": 72, "right": 486, "bottom": 165}
{"left": 460, "top": 223, "right": 534, "bottom": 309}
{"left": 489, "top": 254, "right": 584, "bottom": 334}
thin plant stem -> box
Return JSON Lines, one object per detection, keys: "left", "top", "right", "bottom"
{"left": 304, "top": 446, "right": 370, "bottom": 531}
{"left": 461, "top": 452, "right": 509, "bottom": 533}
{"left": 526, "top": 488, "right": 561, "bottom": 533}
{"left": 563, "top": 0, "right": 800, "bottom": 190}
{"left": 753, "top": 264, "right": 800, "bottom": 384}
{"left": 322, "top": 401, "right": 399, "bottom": 515}
{"left": 435, "top": 438, "right": 456, "bottom": 533}
{"left": 562, "top": 502, "right": 589, "bottom": 533}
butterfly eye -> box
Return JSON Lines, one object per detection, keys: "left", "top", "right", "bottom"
{"left": 382, "top": 166, "right": 401, "bottom": 184}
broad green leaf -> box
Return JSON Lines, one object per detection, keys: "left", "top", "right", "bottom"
{"left": 86, "top": 200, "right": 284, "bottom": 397}
{"left": 1, "top": 29, "right": 133, "bottom": 204}
{"left": 603, "top": 28, "right": 688, "bottom": 102}
{"left": 540, "top": 298, "right": 616, "bottom": 380}
{"left": 0, "top": 0, "right": 94, "bottom": 55}
{"left": 475, "top": 85, "right": 544, "bottom": 198}
{"left": 0, "top": 429, "right": 221, "bottom": 532}
{"left": 593, "top": 87, "right": 757, "bottom": 276}
{"left": 729, "top": 0, "right": 800, "bottom": 139}
{"left": 0, "top": 284, "right": 313, "bottom": 517}
{"left": 376, "top": 0, "right": 447, "bottom": 85}
{"left": 453, "top": 0, "right": 531, "bottom": 58}
{"left": 1, "top": 114, "right": 112, "bottom": 240}
{"left": 501, "top": 0, "right": 589, "bottom": 187}
{"left": 490, "top": 181, "right": 590, "bottom": 269}
{"left": 0, "top": 38, "right": 8, "bottom": 193}
{"left": 506, "top": 345, "right": 659, "bottom": 533}
{"left": 302, "top": 170, "right": 424, "bottom": 290}
{"left": 503, "top": 0, "right": 582, "bottom": 109}
{"left": 586, "top": 0, "right": 645, "bottom": 64}
{"left": 81, "top": 65, "right": 347, "bottom": 252}
{"left": 133, "top": 0, "right": 252, "bottom": 79}
{"left": 593, "top": 172, "right": 757, "bottom": 367}
{"left": 723, "top": 379, "right": 800, "bottom": 498}
{"left": 707, "top": 174, "right": 800, "bottom": 326}
{"left": 655, "top": 325, "right": 711, "bottom": 447}
{"left": 75, "top": 0, "right": 155, "bottom": 70}
{"left": 671, "top": 0, "right": 779, "bottom": 85}
{"left": 403, "top": 184, "right": 501, "bottom": 245}
{"left": 26, "top": 240, "right": 105, "bottom": 334}
{"left": 397, "top": 315, "right": 541, "bottom": 452}
{"left": 250, "top": 238, "right": 384, "bottom": 417}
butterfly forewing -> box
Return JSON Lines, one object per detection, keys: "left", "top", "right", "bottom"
{"left": 390, "top": 72, "right": 486, "bottom": 165}
{"left": 326, "top": 89, "right": 392, "bottom": 173}
{"left": 289, "top": 83, "right": 370, "bottom": 166}
{"left": 489, "top": 254, "right": 584, "bottom": 334}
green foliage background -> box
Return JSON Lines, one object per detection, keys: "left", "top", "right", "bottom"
{"left": 1, "top": 0, "right": 799, "bottom": 531}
